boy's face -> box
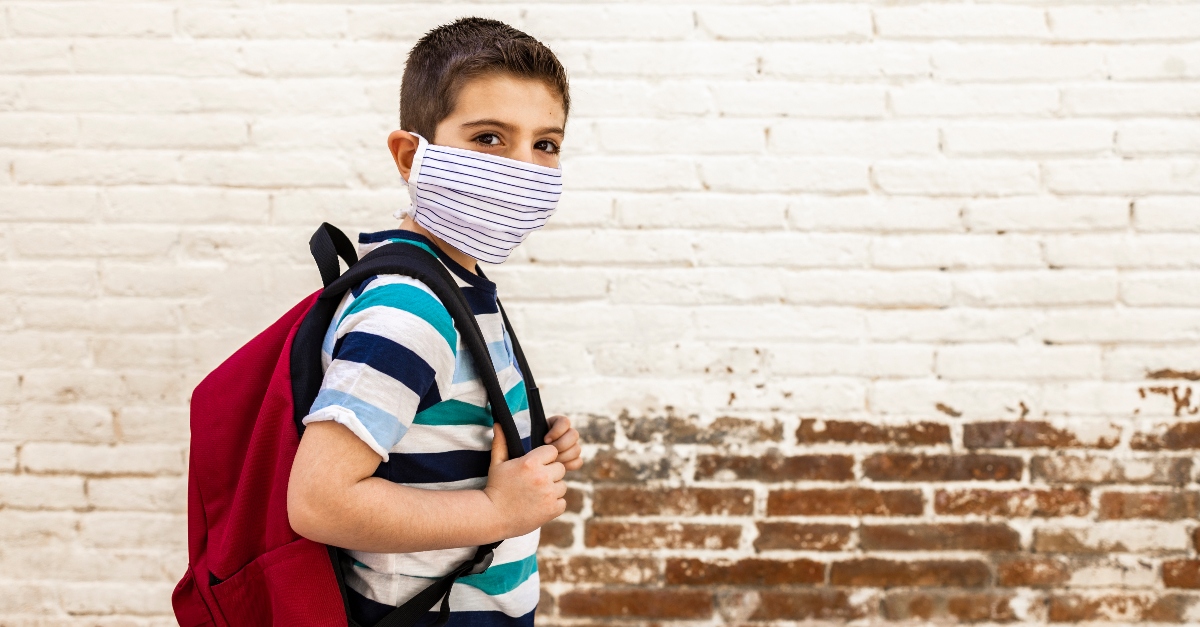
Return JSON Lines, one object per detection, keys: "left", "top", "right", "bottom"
{"left": 389, "top": 73, "right": 566, "bottom": 179}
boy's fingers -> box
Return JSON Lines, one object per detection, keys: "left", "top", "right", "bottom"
{"left": 547, "top": 461, "right": 566, "bottom": 482}
{"left": 549, "top": 428, "right": 579, "bottom": 452}
{"left": 555, "top": 443, "right": 582, "bottom": 464}
{"left": 526, "top": 444, "right": 560, "bottom": 466}
{"left": 544, "top": 415, "right": 570, "bottom": 443}
{"left": 490, "top": 424, "right": 509, "bottom": 466}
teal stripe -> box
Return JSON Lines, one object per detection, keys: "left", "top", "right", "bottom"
{"left": 457, "top": 555, "right": 538, "bottom": 596}
{"left": 341, "top": 283, "right": 457, "bottom": 355}
{"left": 504, "top": 380, "right": 528, "bottom": 415}
{"left": 385, "top": 238, "right": 439, "bottom": 259}
{"left": 412, "top": 382, "right": 527, "bottom": 428}
{"left": 413, "top": 399, "right": 492, "bottom": 427}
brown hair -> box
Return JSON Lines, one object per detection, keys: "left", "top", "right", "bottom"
{"left": 400, "top": 18, "right": 570, "bottom": 141}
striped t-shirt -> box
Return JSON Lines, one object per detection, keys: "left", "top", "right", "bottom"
{"left": 301, "top": 229, "right": 538, "bottom": 627}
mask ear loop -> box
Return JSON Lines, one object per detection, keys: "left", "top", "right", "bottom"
{"left": 394, "top": 132, "right": 429, "bottom": 220}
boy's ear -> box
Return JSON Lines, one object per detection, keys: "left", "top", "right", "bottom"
{"left": 388, "top": 130, "right": 420, "bottom": 182}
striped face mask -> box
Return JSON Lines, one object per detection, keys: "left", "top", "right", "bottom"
{"left": 398, "top": 132, "right": 563, "bottom": 264}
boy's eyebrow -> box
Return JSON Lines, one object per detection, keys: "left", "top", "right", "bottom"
{"left": 460, "top": 118, "right": 565, "bottom": 136}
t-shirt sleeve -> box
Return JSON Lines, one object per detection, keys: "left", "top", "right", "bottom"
{"left": 302, "top": 275, "right": 458, "bottom": 461}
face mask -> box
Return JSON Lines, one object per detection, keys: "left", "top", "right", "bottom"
{"left": 395, "top": 132, "right": 562, "bottom": 264}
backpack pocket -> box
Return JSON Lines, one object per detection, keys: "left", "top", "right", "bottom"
{"left": 172, "top": 566, "right": 217, "bottom": 627}
{"left": 209, "top": 537, "right": 345, "bottom": 626}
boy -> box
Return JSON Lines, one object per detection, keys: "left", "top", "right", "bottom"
{"left": 287, "top": 18, "right": 582, "bottom": 627}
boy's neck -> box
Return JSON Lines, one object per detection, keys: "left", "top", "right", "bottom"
{"left": 396, "top": 216, "right": 480, "bottom": 275}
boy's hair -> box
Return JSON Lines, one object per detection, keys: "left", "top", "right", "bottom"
{"left": 400, "top": 18, "right": 570, "bottom": 140}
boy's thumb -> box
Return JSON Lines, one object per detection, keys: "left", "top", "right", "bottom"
{"left": 490, "top": 423, "right": 509, "bottom": 466}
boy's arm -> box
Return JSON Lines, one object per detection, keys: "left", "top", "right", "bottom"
{"left": 289, "top": 420, "right": 566, "bottom": 554}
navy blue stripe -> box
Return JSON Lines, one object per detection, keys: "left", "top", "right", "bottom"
{"left": 350, "top": 275, "right": 379, "bottom": 298}
{"left": 348, "top": 586, "right": 536, "bottom": 627}
{"left": 375, "top": 449, "right": 488, "bottom": 484}
{"left": 461, "top": 286, "right": 499, "bottom": 316}
{"left": 373, "top": 437, "right": 532, "bottom": 485}
{"left": 415, "top": 386, "right": 441, "bottom": 414}
{"left": 332, "top": 331, "right": 438, "bottom": 400}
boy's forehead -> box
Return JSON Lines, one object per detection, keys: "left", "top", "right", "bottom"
{"left": 446, "top": 73, "right": 566, "bottom": 131}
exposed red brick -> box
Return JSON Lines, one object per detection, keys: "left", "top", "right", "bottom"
{"left": 830, "top": 559, "right": 990, "bottom": 588}
{"left": 754, "top": 522, "right": 852, "bottom": 552}
{"left": 696, "top": 451, "right": 853, "bottom": 481}
{"left": 935, "top": 488, "right": 1089, "bottom": 517}
{"left": 593, "top": 487, "right": 753, "bottom": 517}
{"left": 1048, "top": 593, "right": 1192, "bottom": 623}
{"left": 584, "top": 521, "right": 741, "bottom": 550}
{"left": 768, "top": 488, "right": 923, "bottom": 517}
{"left": 1132, "top": 422, "right": 1200, "bottom": 450}
{"left": 1163, "top": 560, "right": 1200, "bottom": 589}
{"left": 1031, "top": 454, "right": 1191, "bottom": 485}
{"left": 964, "top": 420, "right": 1118, "bottom": 449}
{"left": 859, "top": 523, "right": 1020, "bottom": 551}
{"left": 796, "top": 418, "right": 949, "bottom": 446}
{"left": 539, "top": 520, "right": 574, "bottom": 548}
{"left": 559, "top": 589, "right": 712, "bottom": 619}
{"left": 1099, "top": 491, "right": 1200, "bottom": 520}
{"left": 573, "top": 448, "right": 676, "bottom": 483}
{"left": 749, "top": 590, "right": 867, "bottom": 621}
{"left": 1148, "top": 369, "right": 1200, "bottom": 381}
{"left": 621, "top": 414, "right": 782, "bottom": 445}
{"left": 947, "top": 593, "right": 1017, "bottom": 623}
{"left": 882, "top": 592, "right": 1016, "bottom": 622}
{"left": 996, "top": 556, "right": 1071, "bottom": 587}
{"left": 564, "top": 487, "right": 584, "bottom": 513}
{"left": 863, "top": 453, "right": 1021, "bottom": 482}
{"left": 539, "top": 556, "right": 659, "bottom": 585}
{"left": 574, "top": 415, "right": 616, "bottom": 444}
{"left": 666, "top": 558, "right": 824, "bottom": 586}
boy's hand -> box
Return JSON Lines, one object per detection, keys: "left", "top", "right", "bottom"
{"left": 484, "top": 424, "right": 566, "bottom": 538}
{"left": 543, "top": 415, "right": 583, "bottom": 471}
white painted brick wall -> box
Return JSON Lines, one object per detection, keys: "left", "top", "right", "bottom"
{"left": 3, "top": 1, "right": 1200, "bottom": 624}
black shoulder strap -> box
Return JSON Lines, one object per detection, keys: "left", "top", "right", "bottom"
{"left": 309, "top": 222, "right": 359, "bottom": 288}
{"left": 293, "top": 227, "right": 548, "bottom": 627}
{"left": 476, "top": 267, "right": 548, "bottom": 448}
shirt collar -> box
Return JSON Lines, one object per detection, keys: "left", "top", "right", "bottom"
{"left": 356, "top": 229, "right": 497, "bottom": 294}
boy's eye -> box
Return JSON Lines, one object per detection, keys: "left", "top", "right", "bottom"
{"left": 535, "top": 140, "right": 559, "bottom": 154}
{"left": 474, "top": 133, "right": 500, "bottom": 146}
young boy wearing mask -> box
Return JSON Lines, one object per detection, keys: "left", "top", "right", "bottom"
{"left": 286, "top": 18, "right": 582, "bottom": 627}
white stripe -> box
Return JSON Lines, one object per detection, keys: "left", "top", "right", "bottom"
{"left": 402, "top": 423, "right": 490, "bottom": 454}
{"left": 320, "top": 360, "right": 423, "bottom": 429}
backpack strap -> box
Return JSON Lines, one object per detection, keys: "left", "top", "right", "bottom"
{"left": 309, "top": 222, "right": 359, "bottom": 288}
{"left": 476, "top": 266, "right": 549, "bottom": 448}
{"left": 293, "top": 227, "right": 548, "bottom": 627}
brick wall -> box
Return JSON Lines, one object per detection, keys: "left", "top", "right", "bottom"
{"left": 3, "top": 1, "right": 1200, "bottom": 624}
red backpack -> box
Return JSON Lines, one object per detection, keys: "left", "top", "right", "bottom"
{"left": 172, "top": 224, "right": 548, "bottom": 627}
